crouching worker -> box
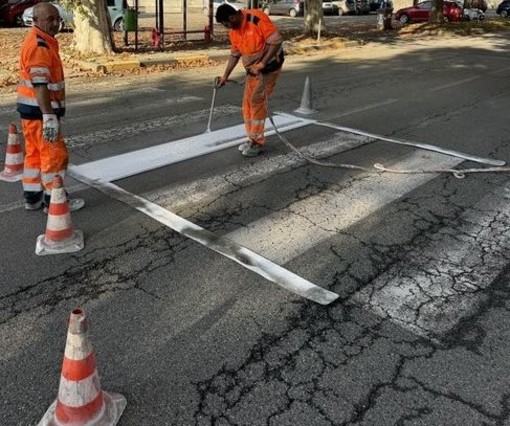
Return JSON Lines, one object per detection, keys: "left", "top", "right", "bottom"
{"left": 215, "top": 4, "right": 284, "bottom": 157}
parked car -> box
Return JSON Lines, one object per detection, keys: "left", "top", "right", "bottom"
{"left": 322, "top": 0, "right": 340, "bottom": 14}
{"left": 0, "top": 0, "right": 40, "bottom": 26}
{"left": 261, "top": 0, "right": 303, "bottom": 16}
{"left": 395, "top": 0, "right": 463, "bottom": 23}
{"left": 496, "top": 0, "right": 510, "bottom": 16}
{"left": 332, "top": 0, "right": 370, "bottom": 14}
{"left": 202, "top": 0, "right": 246, "bottom": 16}
{"left": 23, "top": 0, "right": 127, "bottom": 31}
{"left": 463, "top": 6, "right": 485, "bottom": 19}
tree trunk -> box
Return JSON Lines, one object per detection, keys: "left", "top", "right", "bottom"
{"left": 72, "top": 0, "right": 114, "bottom": 55}
{"left": 429, "top": 0, "right": 445, "bottom": 23}
{"left": 303, "top": 0, "right": 326, "bottom": 37}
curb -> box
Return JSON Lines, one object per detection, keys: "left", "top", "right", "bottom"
{"left": 82, "top": 40, "right": 361, "bottom": 73}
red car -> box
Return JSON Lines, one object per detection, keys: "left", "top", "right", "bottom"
{"left": 0, "top": 0, "right": 41, "bottom": 26}
{"left": 395, "top": 0, "right": 463, "bottom": 23}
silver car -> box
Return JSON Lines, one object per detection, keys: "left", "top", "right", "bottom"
{"left": 22, "top": 0, "right": 127, "bottom": 31}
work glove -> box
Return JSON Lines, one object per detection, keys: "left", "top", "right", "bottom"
{"left": 42, "top": 113, "right": 60, "bottom": 142}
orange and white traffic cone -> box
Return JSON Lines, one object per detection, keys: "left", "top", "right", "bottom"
{"left": 38, "top": 308, "right": 127, "bottom": 426}
{"left": 0, "top": 123, "right": 24, "bottom": 182}
{"left": 35, "top": 175, "right": 84, "bottom": 255}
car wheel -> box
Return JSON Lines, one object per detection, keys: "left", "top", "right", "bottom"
{"left": 398, "top": 13, "right": 409, "bottom": 23}
{"left": 501, "top": 10, "right": 508, "bottom": 17}
{"left": 479, "top": 13, "right": 485, "bottom": 20}
{"left": 289, "top": 8, "right": 297, "bottom": 17}
{"left": 113, "top": 17, "right": 124, "bottom": 31}
{"left": 263, "top": 7, "right": 270, "bottom": 14}
{"left": 202, "top": 6, "right": 209, "bottom": 15}
{"left": 443, "top": 15, "right": 449, "bottom": 22}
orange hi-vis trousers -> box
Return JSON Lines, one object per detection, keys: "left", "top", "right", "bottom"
{"left": 21, "top": 118, "right": 68, "bottom": 202}
{"left": 243, "top": 69, "right": 281, "bottom": 146}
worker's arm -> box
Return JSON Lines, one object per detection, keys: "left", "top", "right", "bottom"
{"left": 218, "top": 55, "right": 240, "bottom": 87}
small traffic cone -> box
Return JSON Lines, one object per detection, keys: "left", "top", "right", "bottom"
{"left": 35, "top": 175, "right": 84, "bottom": 256}
{"left": 294, "top": 76, "right": 316, "bottom": 115}
{"left": 0, "top": 123, "right": 24, "bottom": 182}
{"left": 38, "top": 308, "right": 127, "bottom": 426}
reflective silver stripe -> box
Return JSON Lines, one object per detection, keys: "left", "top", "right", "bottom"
{"left": 17, "top": 96, "right": 65, "bottom": 109}
{"left": 19, "top": 79, "right": 33, "bottom": 87}
{"left": 48, "top": 82, "right": 65, "bottom": 91}
{"left": 42, "top": 172, "right": 61, "bottom": 184}
{"left": 24, "top": 168, "right": 40, "bottom": 178}
{"left": 32, "top": 76, "right": 49, "bottom": 84}
{"left": 29, "top": 66, "right": 50, "bottom": 75}
{"left": 23, "top": 183, "right": 42, "bottom": 192}
{"left": 245, "top": 118, "right": 265, "bottom": 126}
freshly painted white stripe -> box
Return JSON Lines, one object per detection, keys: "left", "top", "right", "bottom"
{"left": 69, "top": 113, "right": 314, "bottom": 183}
{"left": 64, "top": 332, "right": 93, "bottom": 360}
{"left": 429, "top": 76, "right": 479, "bottom": 92}
{"left": 58, "top": 372, "right": 101, "bottom": 406}
{"left": 352, "top": 182, "right": 510, "bottom": 340}
{"left": 225, "top": 152, "right": 463, "bottom": 265}
{"left": 67, "top": 170, "right": 339, "bottom": 305}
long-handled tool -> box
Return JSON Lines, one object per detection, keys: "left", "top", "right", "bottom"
{"left": 206, "top": 77, "right": 221, "bottom": 133}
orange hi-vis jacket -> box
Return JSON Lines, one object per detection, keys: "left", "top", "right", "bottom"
{"left": 17, "top": 26, "right": 65, "bottom": 120}
{"left": 229, "top": 9, "right": 283, "bottom": 69}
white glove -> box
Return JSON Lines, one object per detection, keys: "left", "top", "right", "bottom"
{"left": 42, "top": 113, "right": 60, "bottom": 142}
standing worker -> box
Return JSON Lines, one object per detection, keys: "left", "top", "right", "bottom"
{"left": 215, "top": 4, "right": 284, "bottom": 157}
{"left": 17, "top": 2, "right": 83, "bottom": 212}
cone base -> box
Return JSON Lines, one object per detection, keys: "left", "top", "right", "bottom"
{"left": 35, "top": 230, "right": 84, "bottom": 256}
{"left": 294, "top": 107, "right": 316, "bottom": 115}
{"left": 0, "top": 170, "right": 23, "bottom": 182}
{"left": 38, "top": 391, "right": 127, "bottom": 426}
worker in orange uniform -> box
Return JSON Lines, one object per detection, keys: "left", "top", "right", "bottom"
{"left": 215, "top": 4, "right": 284, "bottom": 157}
{"left": 17, "top": 2, "right": 83, "bottom": 212}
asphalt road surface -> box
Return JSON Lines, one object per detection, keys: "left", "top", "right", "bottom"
{"left": 1, "top": 33, "right": 510, "bottom": 425}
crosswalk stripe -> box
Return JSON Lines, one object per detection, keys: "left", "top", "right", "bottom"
{"left": 67, "top": 170, "right": 340, "bottom": 305}
{"left": 144, "top": 132, "right": 372, "bottom": 213}
{"left": 224, "top": 151, "right": 463, "bottom": 265}
{"left": 65, "top": 105, "right": 242, "bottom": 149}
{"left": 352, "top": 182, "right": 510, "bottom": 341}
{"left": 69, "top": 113, "right": 315, "bottom": 182}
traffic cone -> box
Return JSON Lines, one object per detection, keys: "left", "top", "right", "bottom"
{"left": 0, "top": 123, "right": 24, "bottom": 182}
{"left": 38, "top": 308, "right": 127, "bottom": 426}
{"left": 294, "top": 76, "right": 316, "bottom": 115}
{"left": 35, "top": 175, "right": 84, "bottom": 256}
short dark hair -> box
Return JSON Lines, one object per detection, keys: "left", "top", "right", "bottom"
{"left": 216, "top": 3, "right": 237, "bottom": 23}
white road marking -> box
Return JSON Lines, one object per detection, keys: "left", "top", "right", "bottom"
{"left": 331, "top": 98, "right": 399, "bottom": 118}
{"left": 352, "top": 182, "right": 510, "bottom": 341}
{"left": 224, "top": 151, "right": 463, "bottom": 265}
{"left": 69, "top": 113, "right": 315, "bottom": 182}
{"left": 66, "top": 171, "right": 340, "bottom": 305}
{"left": 429, "top": 76, "right": 480, "bottom": 92}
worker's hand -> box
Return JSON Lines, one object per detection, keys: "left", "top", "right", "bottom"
{"left": 42, "top": 113, "right": 60, "bottom": 142}
{"left": 216, "top": 76, "right": 228, "bottom": 88}
{"left": 248, "top": 61, "right": 266, "bottom": 76}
